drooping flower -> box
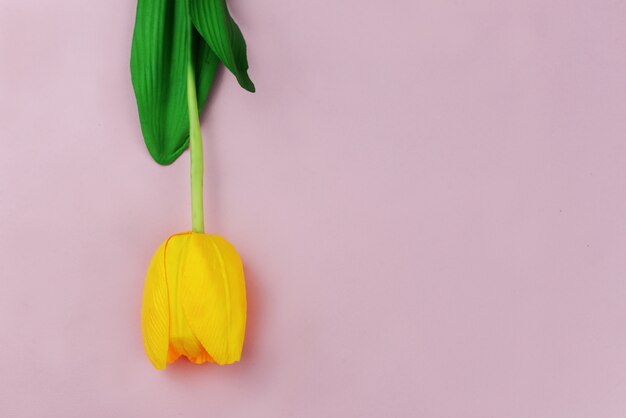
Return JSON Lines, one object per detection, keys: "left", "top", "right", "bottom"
{"left": 141, "top": 232, "right": 247, "bottom": 369}
{"left": 130, "top": 0, "right": 254, "bottom": 369}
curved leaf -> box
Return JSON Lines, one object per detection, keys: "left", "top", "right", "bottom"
{"left": 130, "top": 0, "right": 219, "bottom": 165}
{"left": 190, "top": 0, "right": 255, "bottom": 92}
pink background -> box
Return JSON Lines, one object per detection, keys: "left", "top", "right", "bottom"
{"left": 2, "top": 0, "right": 626, "bottom": 416}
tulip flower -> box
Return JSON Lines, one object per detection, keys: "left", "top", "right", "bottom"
{"left": 130, "top": 0, "right": 254, "bottom": 368}
{"left": 142, "top": 232, "right": 246, "bottom": 368}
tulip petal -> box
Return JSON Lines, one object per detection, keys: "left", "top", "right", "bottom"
{"left": 141, "top": 241, "right": 171, "bottom": 370}
{"left": 190, "top": 0, "right": 255, "bottom": 92}
{"left": 163, "top": 233, "right": 207, "bottom": 362}
{"left": 180, "top": 234, "right": 247, "bottom": 365}
{"left": 130, "top": 0, "right": 219, "bottom": 165}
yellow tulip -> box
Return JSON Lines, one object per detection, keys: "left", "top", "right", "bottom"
{"left": 141, "top": 231, "right": 246, "bottom": 369}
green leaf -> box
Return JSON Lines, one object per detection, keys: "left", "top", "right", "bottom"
{"left": 130, "top": 0, "right": 218, "bottom": 165}
{"left": 190, "top": 0, "right": 255, "bottom": 93}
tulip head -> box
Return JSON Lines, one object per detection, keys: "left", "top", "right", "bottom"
{"left": 141, "top": 232, "right": 246, "bottom": 369}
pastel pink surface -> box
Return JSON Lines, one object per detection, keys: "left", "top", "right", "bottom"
{"left": 2, "top": 0, "right": 626, "bottom": 416}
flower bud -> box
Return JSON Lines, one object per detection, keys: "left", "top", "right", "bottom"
{"left": 141, "top": 232, "right": 246, "bottom": 369}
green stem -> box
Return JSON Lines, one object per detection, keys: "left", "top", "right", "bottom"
{"left": 187, "top": 39, "right": 205, "bottom": 233}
